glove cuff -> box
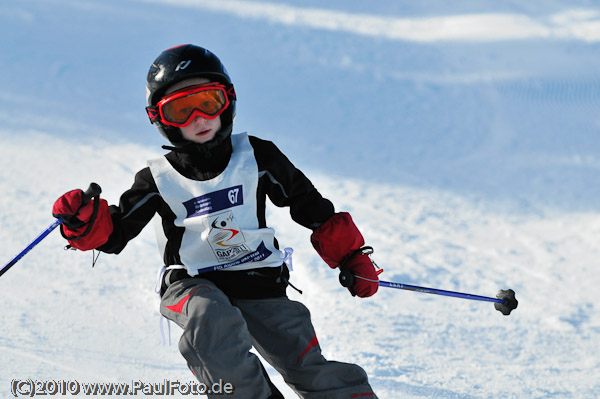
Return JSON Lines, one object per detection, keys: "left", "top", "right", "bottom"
{"left": 310, "top": 212, "right": 365, "bottom": 268}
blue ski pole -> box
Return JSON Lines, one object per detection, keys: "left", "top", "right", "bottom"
{"left": 377, "top": 280, "right": 518, "bottom": 315}
{"left": 338, "top": 247, "right": 518, "bottom": 315}
{"left": 0, "top": 183, "right": 101, "bottom": 278}
{"left": 378, "top": 280, "right": 505, "bottom": 304}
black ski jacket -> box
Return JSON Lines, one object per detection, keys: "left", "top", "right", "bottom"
{"left": 98, "top": 135, "right": 334, "bottom": 298}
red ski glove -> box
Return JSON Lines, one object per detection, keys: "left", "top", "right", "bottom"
{"left": 310, "top": 212, "right": 379, "bottom": 297}
{"left": 52, "top": 189, "right": 113, "bottom": 251}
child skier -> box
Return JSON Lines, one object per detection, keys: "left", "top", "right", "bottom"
{"left": 52, "top": 44, "right": 379, "bottom": 398}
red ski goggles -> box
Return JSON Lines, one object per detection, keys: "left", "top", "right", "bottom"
{"left": 146, "top": 83, "right": 235, "bottom": 128}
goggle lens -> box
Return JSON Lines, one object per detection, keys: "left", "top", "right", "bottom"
{"left": 162, "top": 89, "right": 226, "bottom": 124}
{"left": 147, "top": 83, "right": 233, "bottom": 128}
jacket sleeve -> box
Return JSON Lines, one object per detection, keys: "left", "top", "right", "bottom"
{"left": 249, "top": 136, "right": 335, "bottom": 230}
{"left": 97, "top": 167, "right": 167, "bottom": 254}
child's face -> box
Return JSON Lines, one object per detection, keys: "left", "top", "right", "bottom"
{"left": 164, "top": 77, "right": 222, "bottom": 144}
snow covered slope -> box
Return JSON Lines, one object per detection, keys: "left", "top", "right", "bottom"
{"left": 1, "top": 1, "right": 599, "bottom": 398}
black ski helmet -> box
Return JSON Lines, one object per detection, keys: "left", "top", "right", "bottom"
{"left": 146, "top": 44, "right": 236, "bottom": 147}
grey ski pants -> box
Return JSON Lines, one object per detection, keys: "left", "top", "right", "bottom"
{"left": 160, "top": 278, "right": 377, "bottom": 399}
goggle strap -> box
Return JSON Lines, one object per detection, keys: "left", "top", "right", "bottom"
{"left": 226, "top": 85, "right": 237, "bottom": 100}
{"left": 146, "top": 106, "right": 160, "bottom": 124}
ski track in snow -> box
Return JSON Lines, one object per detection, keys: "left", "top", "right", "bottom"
{"left": 1, "top": 131, "right": 599, "bottom": 398}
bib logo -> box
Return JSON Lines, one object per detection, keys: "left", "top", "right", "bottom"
{"left": 207, "top": 211, "right": 251, "bottom": 261}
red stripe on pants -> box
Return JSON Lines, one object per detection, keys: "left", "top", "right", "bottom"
{"left": 296, "top": 333, "right": 319, "bottom": 364}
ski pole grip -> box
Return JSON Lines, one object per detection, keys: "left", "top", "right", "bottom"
{"left": 338, "top": 247, "right": 374, "bottom": 289}
{"left": 81, "top": 183, "right": 102, "bottom": 205}
{"left": 338, "top": 267, "right": 355, "bottom": 288}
